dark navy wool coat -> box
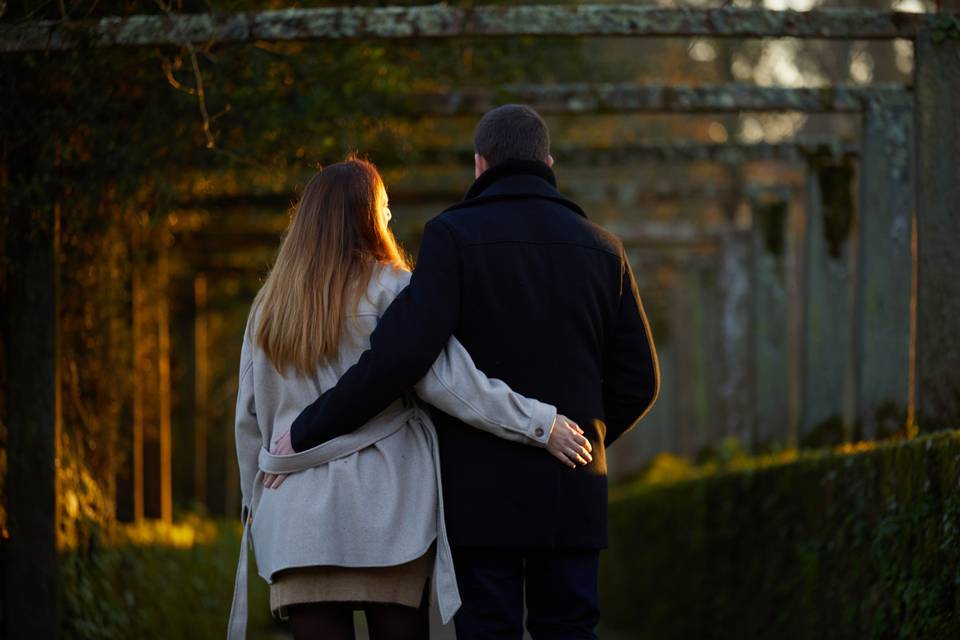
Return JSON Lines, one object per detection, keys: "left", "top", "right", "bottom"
{"left": 291, "top": 159, "right": 659, "bottom": 550}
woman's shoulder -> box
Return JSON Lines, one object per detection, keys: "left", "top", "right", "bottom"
{"left": 242, "top": 302, "right": 261, "bottom": 345}
{"left": 360, "top": 263, "right": 412, "bottom": 314}
{"left": 372, "top": 263, "right": 412, "bottom": 294}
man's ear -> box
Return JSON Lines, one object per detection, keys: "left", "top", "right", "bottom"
{"left": 545, "top": 154, "right": 554, "bottom": 168}
{"left": 475, "top": 153, "right": 490, "bottom": 178}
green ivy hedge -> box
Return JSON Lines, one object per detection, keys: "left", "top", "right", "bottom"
{"left": 60, "top": 520, "right": 274, "bottom": 640}
{"left": 601, "top": 432, "right": 960, "bottom": 639}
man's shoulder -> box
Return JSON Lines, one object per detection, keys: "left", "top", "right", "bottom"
{"left": 584, "top": 220, "right": 626, "bottom": 257}
{"left": 431, "top": 200, "right": 625, "bottom": 260}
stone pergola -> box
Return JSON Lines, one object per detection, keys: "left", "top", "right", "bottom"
{"left": 3, "top": 5, "right": 958, "bottom": 637}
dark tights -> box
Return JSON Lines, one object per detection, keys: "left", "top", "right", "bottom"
{"left": 287, "top": 587, "right": 430, "bottom": 640}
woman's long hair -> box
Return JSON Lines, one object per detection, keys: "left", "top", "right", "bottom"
{"left": 252, "top": 157, "right": 409, "bottom": 375}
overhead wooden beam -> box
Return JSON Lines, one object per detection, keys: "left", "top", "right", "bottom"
{"left": 414, "top": 83, "right": 910, "bottom": 115}
{"left": 0, "top": 6, "right": 940, "bottom": 53}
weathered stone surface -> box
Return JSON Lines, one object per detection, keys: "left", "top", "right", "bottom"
{"left": 546, "top": 140, "right": 861, "bottom": 164}
{"left": 719, "top": 229, "right": 754, "bottom": 446}
{"left": 914, "top": 28, "right": 960, "bottom": 428}
{"left": 800, "top": 162, "right": 857, "bottom": 443}
{"left": 414, "top": 84, "right": 910, "bottom": 115}
{"left": 0, "top": 6, "right": 946, "bottom": 53}
{"left": 669, "top": 265, "right": 716, "bottom": 456}
{"left": 467, "top": 6, "right": 927, "bottom": 39}
{"left": 749, "top": 190, "right": 792, "bottom": 448}
{"left": 857, "top": 100, "right": 913, "bottom": 438}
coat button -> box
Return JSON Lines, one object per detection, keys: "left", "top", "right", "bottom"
{"left": 534, "top": 427, "right": 544, "bottom": 437}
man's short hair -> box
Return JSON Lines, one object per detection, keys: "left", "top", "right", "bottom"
{"left": 474, "top": 104, "right": 551, "bottom": 166}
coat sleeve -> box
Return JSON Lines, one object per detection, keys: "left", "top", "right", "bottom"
{"left": 414, "top": 335, "right": 557, "bottom": 446}
{"left": 601, "top": 251, "right": 660, "bottom": 447}
{"left": 234, "top": 326, "right": 262, "bottom": 520}
{"left": 290, "top": 218, "right": 461, "bottom": 451}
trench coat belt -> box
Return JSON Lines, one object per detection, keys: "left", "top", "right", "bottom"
{"left": 226, "top": 409, "right": 461, "bottom": 639}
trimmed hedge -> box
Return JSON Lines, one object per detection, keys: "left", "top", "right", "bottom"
{"left": 61, "top": 519, "right": 274, "bottom": 639}
{"left": 601, "top": 432, "right": 960, "bottom": 639}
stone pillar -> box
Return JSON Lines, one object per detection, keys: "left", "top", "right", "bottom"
{"left": 670, "top": 261, "right": 720, "bottom": 457}
{"left": 857, "top": 99, "right": 914, "bottom": 439}
{"left": 749, "top": 191, "right": 791, "bottom": 449}
{"left": 718, "top": 228, "right": 753, "bottom": 447}
{"left": 914, "top": 25, "right": 960, "bottom": 428}
{"left": 800, "top": 161, "right": 857, "bottom": 444}
{"left": 669, "top": 269, "right": 696, "bottom": 456}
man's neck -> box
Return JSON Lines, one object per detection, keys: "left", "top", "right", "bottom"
{"left": 465, "top": 159, "right": 557, "bottom": 200}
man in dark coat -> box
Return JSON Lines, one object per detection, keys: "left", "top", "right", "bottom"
{"left": 290, "top": 105, "right": 659, "bottom": 639}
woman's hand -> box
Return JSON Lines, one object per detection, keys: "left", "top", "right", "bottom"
{"left": 546, "top": 415, "right": 593, "bottom": 469}
{"left": 263, "top": 431, "right": 294, "bottom": 489}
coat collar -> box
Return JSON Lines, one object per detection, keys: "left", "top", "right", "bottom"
{"left": 442, "top": 159, "right": 587, "bottom": 218}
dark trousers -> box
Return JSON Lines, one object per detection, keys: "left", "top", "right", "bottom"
{"left": 451, "top": 547, "right": 600, "bottom": 640}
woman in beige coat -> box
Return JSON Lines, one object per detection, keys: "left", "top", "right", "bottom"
{"left": 229, "top": 157, "right": 593, "bottom": 640}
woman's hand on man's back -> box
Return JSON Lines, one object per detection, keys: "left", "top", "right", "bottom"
{"left": 546, "top": 415, "right": 593, "bottom": 469}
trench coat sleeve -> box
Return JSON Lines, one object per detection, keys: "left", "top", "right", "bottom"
{"left": 291, "top": 218, "right": 461, "bottom": 452}
{"left": 415, "top": 336, "right": 557, "bottom": 446}
{"left": 601, "top": 252, "right": 660, "bottom": 447}
{"left": 234, "top": 326, "right": 262, "bottom": 519}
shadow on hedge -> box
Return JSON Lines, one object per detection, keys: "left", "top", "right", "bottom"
{"left": 601, "top": 431, "right": 960, "bottom": 639}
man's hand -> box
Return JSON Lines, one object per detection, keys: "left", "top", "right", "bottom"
{"left": 546, "top": 415, "right": 593, "bottom": 469}
{"left": 263, "top": 431, "right": 294, "bottom": 489}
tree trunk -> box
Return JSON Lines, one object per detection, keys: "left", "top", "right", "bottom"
{"left": 3, "top": 202, "right": 60, "bottom": 638}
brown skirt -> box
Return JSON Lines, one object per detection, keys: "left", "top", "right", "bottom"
{"left": 270, "top": 543, "right": 435, "bottom": 617}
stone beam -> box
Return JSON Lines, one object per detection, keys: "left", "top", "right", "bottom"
{"left": 0, "top": 7, "right": 944, "bottom": 53}
{"left": 175, "top": 221, "right": 732, "bottom": 252}
{"left": 414, "top": 140, "right": 861, "bottom": 164}
{"left": 614, "top": 222, "right": 728, "bottom": 248}
{"left": 165, "top": 142, "right": 860, "bottom": 198}
{"left": 414, "top": 84, "right": 910, "bottom": 115}
{"left": 175, "top": 183, "right": 737, "bottom": 214}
